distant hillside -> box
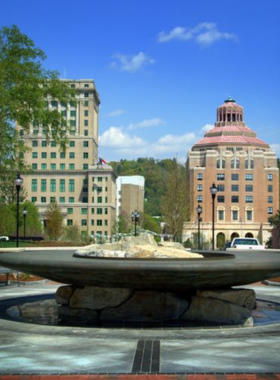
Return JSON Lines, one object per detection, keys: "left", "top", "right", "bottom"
{"left": 109, "top": 158, "right": 176, "bottom": 216}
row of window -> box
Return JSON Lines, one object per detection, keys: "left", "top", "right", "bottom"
{"left": 31, "top": 163, "right": 89, "bottom": 170}
{"left": 21, "top": 128, "right": 90, "bottom": 137}
{"left": 32, "top": 152, "right": 89, "bottom": 159}
{"left": 32, "top": 140, "right": 89, "bottom": 148}
{"left": 67, "top": 207, "right": 108, "bottom": 215}
{"left": 217, "top": 208, "right": 273, "bottom": 221}
{"left": 197, "top": 195, "right": 273, "bottom": 204}
{"left": 31, "top": 196, "right": 108, "bottom": 204}
{"left": 197, "top": 184, "right": 274, "bottom": 192}
{"left": 67, "top": 219, "right": 108, "bottom": 227}
{"left": 197, "top": 173, "right": 274, "bottom": 181}
{"left": 31, "top": 179, "right": 108, "bottom": 193}
{"left": 216, "top": 159, "right": 254, "bottom": 170}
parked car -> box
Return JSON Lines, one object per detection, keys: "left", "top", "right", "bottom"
{"left": 0, "top": 236, "right": 9, "bottom": 242}
{"left": 227, "top": 237, "right": 265, "bottom": 250}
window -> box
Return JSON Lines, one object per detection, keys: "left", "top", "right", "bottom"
{"left": 246, "top": 210, "right": 252, "bottom": 221}
{"left": 50, "top": 179, "right": 56, "bottom": 192}
{"left": 69, "top": 179, "right": 75, "bottom": 192}
{"left": 84, "top": 120, "right": 88, "bottom": 127}
{"left": 231, "top": 185, "right": 239, "bottom": 192}
{"left": 217, "top": 173, "right": 225, "bottom": 180}
{"left": 69, "top": 197, "right": 74, "bottom": 203}
{"left": 91, "top": 208, "right": 95, "bottom": 214}
{"left": 67, "top": 220, "right": 73, "bottom": 226}
{"left": 245, "top": 159, "right": 254, "bottom": 169}
{"left": 81, "top": 208, "right": 87, "bottom": 215}
{"left": 67, "top": 208, "right": 73, "bottom": 214}
{"left": 84, "top": 110, "right": 89, "bottom": 116}
{"left": 70, "top": 110, "right": 76, "bottom": 117}
{"left": 51, "top": 141, "right": 56, "bottom": 147}
{"left": 268, "top": 207, "right": 273, "bottom": 214}
{"left": 91, "top": 220, "right": 95, "bottom": 226}
{"left": 98, "top": 197, "right": 102, "bottom": 203}
{"left": 245, "top": 196, "right": 253, "bottom": 203}
{"left": 41, "top": 179, "right": 47, "bottom": 192}
{"left": 268, "top": 174, "right": 273, "bottom": 181}
{"left": 83, "top": 153, "right": 88, "bottom": 159}
{"left": 97, "top": 208, "right": 103, "bottom": 214}
{"left": 81, "top": 219, "right": 87, "bottom": 226}
{"left": 268, "top": 196, "right": 273, "bottom": 204}
{"left": 217, "top": 195, "right": 225, "bottom": 203}
{"left": 59, "top": 197, "right": 65, "bottom": 203}
{"left": 197, "top": 173, "right": 202, "bottom": 180}
{"left": 245, "top": 174, "right": 253, "bottom": 181}
{"left": 61, "top": 110, "right": 67, "bottom": 117}
{"left": 31, "top": 179, "right": 37, "bottom": 192}
{"left": 97, "top": 220, "right": 103, "bottom": 226}
{"left": 70, "top": 120, "right": 76, "bottom": 127}
{"left": 60, "top": 152, "right": 66, "bottom": 159}
{"left": 83, "top": 164, "right": 88, "bottom": 170}
{"left": 218, "top": 210, "right": 224, "bottom": 220}
{"left": 84, "top": 93, "right": 89, "bottom": 98}
{"left": 105, "top": 197, "right": 108, "bottom": 203}
{"left": 246, "top": 185, "right": 253, "bottom": 192}
{"left": 84, "top": 101, "right": 89, "bottom": 106}
{"left": 60, "top": 179, "right": 65, "bottom": 192}
{"left": 197, "top": 195, "right": 202, "bottom": 202}
{"left": 69, "top": 141, "right": 75, "bottom": 147}
{"left": 231, "top": 173, "right": 239, "bottom": 181}
{"left": 41, "top": 152, "right": 47, "bottom": 159}
{"left": 71, "top": 84, "right": 75, "bottom": 88}
{"left": 268, "top": 185, "right": 273, "bottom": 192}
{"left": 33, "top": 129, "right": 38, "bottom": 135}
{"left": 41, "top": 163, "right": 47, "bottom": 170}
{"left": 31, "top": 197, "right": 37, "bottom": 202}
{"left": 32, "top": 140, "right": 38, "bottom": 147}
{"left": 217, "top": 159, "right": 226, "bottom": 169}
{"left": 105, "top": 208, "right": 108, "bottom": 215}
{"left": 232, "top": 210, "right": 238, "bottom": 221}
{"left": 60, "top": 163, "right": 66, "bottom": 170}
{"left": 92, "top": 197, "right": 94, "bottom": 203}
{"left": 69, "top": 164, "right": 75, "bottom": 170}
{"left": 32, "top": 163, "right": 37, "bottom": 170}
{"left": 41, "top": 197, "right": 47, "bottom": 203}
{"left": 97, "top": 177, "right": 102, "bottom": 182}
{"left": 42, "top": 140, "right": 47, "bottom": 147}
{"left": 50, "top": 197, "right": 56, "bottom": 203}
{"left": 69, "top": 130, "right": 75, "bottom": 136}
{"left": 105, "top": 220, "right": 108, "bottom": 226}
{"left": 217, "top": 185, "right": 224, "bottom": 192}
{"left": 197, "top": 184, "right": 202, "bottom": 191}
{"left": 50, "top": 163, "right": 56, "bottom": 170}
{"left": 51, "top": 152, "right": 56, "bottom": 159}
{"left": 51, "top": 100, "right": 58, "bottom": 107}
{"left": 84, "top": 130, "right": 88, "bottom": 136}
{"left": 231, "top": 195, "right": 239, "bottom": 203}
{"left": 84, "top": 84, "right": 89, "bottom": 88}
{"left": 82, "top": 197, "right": 88, "bottom": 203}
{"left": 69, "top": 152, "right": 75, "bottom": 159}
{"left": 83, "top": 141, "right": 89, "bottom": 147}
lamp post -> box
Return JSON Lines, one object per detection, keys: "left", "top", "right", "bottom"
{"left": 23, "top": 207, "right": 28, "bottom": 238}
{"left": 131, "top": 210, "right": 140, "bottom": 236}
{"left": 196, "top": 205, "right": 202, "bottom": 250}
{"left": 14, "top": 173, "right": 23, "bottom": 248}
{"left": 210, "top": 183, "right": 217, "bottom": 250}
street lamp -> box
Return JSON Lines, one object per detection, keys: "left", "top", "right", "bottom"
{"left": 210, "top": 183, "right": 218, "bottom": 250}
{"left": 196, "top": 205, "right": 202, "bottom": 250}
{"left": 14, "top": 173, "right": 23, "bottom": 247}
{"left": 23, "top": 207, "right": 28, "bottom": 238}
{"left": 131, "top": 210, "right": 140, "bottom": 236}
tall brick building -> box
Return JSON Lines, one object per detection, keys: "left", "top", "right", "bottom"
{"left": 183, "top": 98, "right": 279, "bottom": 248}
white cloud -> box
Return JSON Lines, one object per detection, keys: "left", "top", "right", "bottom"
{"left": 111, "top": 52, "right": 155, "bottom": 73}
{"left": 99, "top": 126, "right": 146, "bottom": 148}
{"left": 128, "top": 118, "right": 164, "bottom": 131}
{"left": 200, "top": 123, "right": 214, "bottom": 133}
{"left": 158, "top": 22, "right": 237, "bottom": 46}
{"left": 157, "top": 133, "right": 196, "bottom": 145}
{"left": 271, "top": 144, "right": 280, "bottom": 157}
{"left": 107, "top": 109, "right": 125, "bottom": 117}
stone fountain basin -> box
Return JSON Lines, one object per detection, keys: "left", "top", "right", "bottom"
{"left": 1, "top": 248, "right": 280, "bottom": 291}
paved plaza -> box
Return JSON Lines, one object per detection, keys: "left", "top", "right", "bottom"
{"left": 0, "top": 282, "right": 280, "bottom": 379}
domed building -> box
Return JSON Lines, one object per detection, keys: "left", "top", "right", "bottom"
{"left": 183, "top": 98, "right": 279, "bottom": 248}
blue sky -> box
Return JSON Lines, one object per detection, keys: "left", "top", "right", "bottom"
{"left": 1, "top": 0, "right": 280, "bottom": 161}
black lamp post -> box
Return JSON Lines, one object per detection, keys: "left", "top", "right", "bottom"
{"left": 131, "top": 210, "right": 140, "bottom": 236}
{"left": 210, "top": 183, "right": 217, "bottom": 250}
{"left": 23, "top": 207, "right": 28, "bottom": 238}
{"left": 14, "top": 173, "right": 23, "bottom": 247}
{"left": 196, "top": 205, "right": 202, "bottom": 250}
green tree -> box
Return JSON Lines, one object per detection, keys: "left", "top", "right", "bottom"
{"left": 161, "top": 159, "right": 190, "bottom": 241}
{"left": 112, "top": 212, "right": 131, "bottom": 235}
{"left": 0, "top": 25, "right": 75, "bottom": 199}
{"left": 63, "top": 224, "right": 81, "bottom": 243}
{"left": 45, "top": 202, "right": 63, "bottom": 241}
{"left": 0, "top": 203, "right": 16, "bottom": 236}
{"left": 142, "top": 214, "right": 161, "bottom": 234}
{"left": 268, "top": 210, "right": 280, "bottom": 228}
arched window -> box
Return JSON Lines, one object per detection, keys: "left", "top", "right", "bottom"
{"left": 236, "top": 159, "right": 240, "bottom": 169}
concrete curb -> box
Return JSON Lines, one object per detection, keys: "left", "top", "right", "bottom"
{"left": 262, "top": 280, "right": 280, "bottom": 287}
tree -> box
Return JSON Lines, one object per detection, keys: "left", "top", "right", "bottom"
{"left": 0, "top": 204, "right": 16, "bottom": 236}
{"left": 63, "top": 224, "right": 81, "bottom": 243}
{"left": 268, "top": 210, "right": 280, "bottom": 228}
{"left": 161, "top": 159, "right": 190, "bottom": 241}
{"left": 0, "top": 25, "right": 75, "bottom": 199}
{"left": 112, "top": 212, "right": 131, "bottom": 235}
{"left": 45, "top": 202, "right": 63, "bottom": 241}
{"left": 142, "top": 214, "right": 161, "bottom": 234}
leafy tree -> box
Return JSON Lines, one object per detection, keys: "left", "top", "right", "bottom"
{"left": 63, "top": 224, "right": 81, "bottom": 243}
{"left": 0, "top": 204, "right": 16, "bottom": 236}
{"left": 268, "top": 210, "right": 280, "bottom": 228}
{"left": 0, "top": 25, "right": 75, "bottom": 199}
{"left": 161, "top": 159, "right": 190, "bottom": 241}
{"left": 142, "top": 214, "right": 161, "bottom": 234}
{"left": 112, "top": 212, "right": 131, "bottom": 235}
{"left": 45, "top": 202, "right": 63, "bottom": 241}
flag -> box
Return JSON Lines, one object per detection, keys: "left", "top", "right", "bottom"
{"left": 99, "top": 157, "right": 107, "bottom": 165}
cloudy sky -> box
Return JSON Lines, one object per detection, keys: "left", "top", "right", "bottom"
{"left": 1, "top": 0, "right": 280, "bottom": 161}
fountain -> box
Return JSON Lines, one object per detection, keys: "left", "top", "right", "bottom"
{"left": 1, "top": 234, "right": 280, "bottom": 326}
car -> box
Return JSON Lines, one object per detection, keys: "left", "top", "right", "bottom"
{"left": 227, "top": 237, "right": 265, "bottom": 250}
{"left": 0, "top": 236, "right": 9, "bottom": 242}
